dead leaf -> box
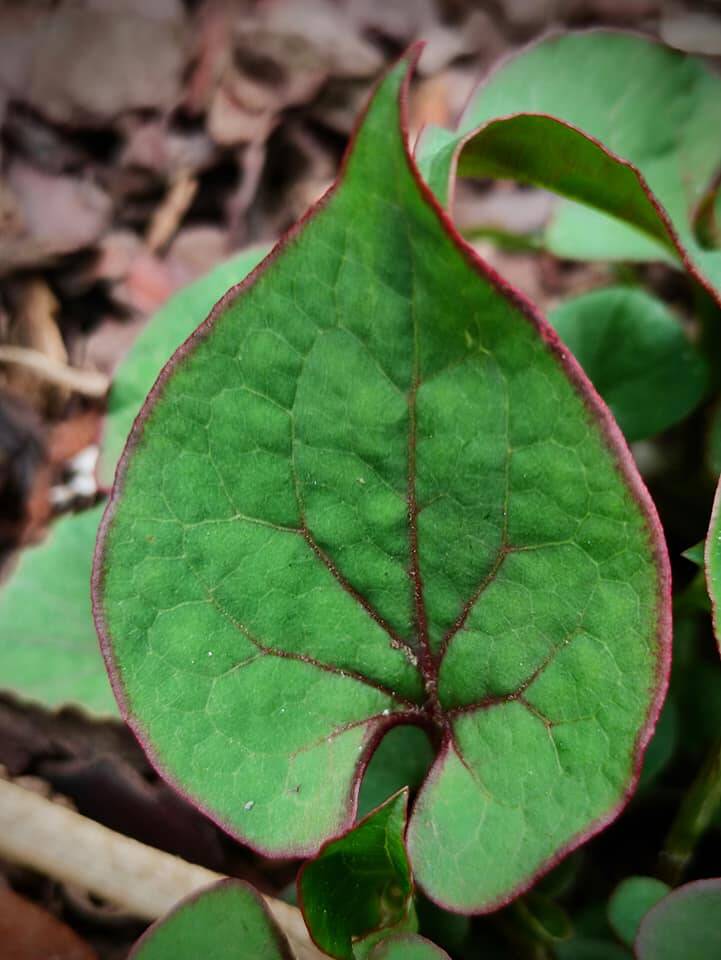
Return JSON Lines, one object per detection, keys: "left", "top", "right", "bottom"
{"left": 0, "top": 886, "right": 97, "bottom": 960}
{"left": 0, "top": 6, "right": 188, "bottom": 127}
{"left": 0, "top": 164, "right": 112, "bottom": 275}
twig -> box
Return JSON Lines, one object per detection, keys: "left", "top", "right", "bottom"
{"left": 0, "top": 777, "right": 324, "bottom": 960}
{"left": 0, "top": 345, "right": 109, "bottom": 397}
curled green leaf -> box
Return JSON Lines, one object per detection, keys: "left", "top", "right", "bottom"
{"left": 298, "top": 790, "right": 413, "bottom": 960}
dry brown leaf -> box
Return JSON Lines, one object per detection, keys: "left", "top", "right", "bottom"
{"left": 0, "top": 6, "right": 187, "bottom": 127}
{"left": 0, "top": 164, "right": 111, "bottom": 275}
{"left": 0, "top": 886, "right": 97, "bottom": 960}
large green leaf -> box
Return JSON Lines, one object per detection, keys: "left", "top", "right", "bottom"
{"left": 99, "top": 245, "right": 269, "bottom": 486}
{"left": 0, "top": 504, "right": 115, "bottom": 715}
{"left": 635, "top": 878, "right": 721, "bottom": 960}
{"left": 548, "top": 288, "right": 709, "bottom": 443}
{"left": 129, "top": 880, "right": 292, "bottom": 960}
{"left": 706, "top": 476, "right": 721, "bottom": 656}
{"left": 94, "top": 53, "right": 670, "bottom": 912}
{"left": 299, "top": 790, "right": 413, "bottom": 959}
{"left": 417, "top": 31, "right": 721, "bottom": 302}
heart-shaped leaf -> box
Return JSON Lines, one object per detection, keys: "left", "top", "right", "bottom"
{"left": 418, "top": 31, "right": 721, "bottom": 304}
{"left": 705, "top": 477, "right": 721, "bottom": 655}
{"left": 607, "top": 876, "right": 670, "bottom": 947}
{"left": 635, "top": 878, "right": 721, "bottom": 960}
{"left": 129, "top": 880, "right": 292, "bottom": 960}
{"left": 94, "top": 51, "right": 670, "bottom": 913}
{"left": 548, "top": 288, "right": 708, "bottom": 443}
{"left": 367, "top": 934, "right": 449, "bottom": 960}
{"left": 299, "top": 790, "right": 413, "bottom": 959}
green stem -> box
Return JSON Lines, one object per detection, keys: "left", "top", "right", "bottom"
{"left": 659, "top": 738, "right": 721, "bottom": 885}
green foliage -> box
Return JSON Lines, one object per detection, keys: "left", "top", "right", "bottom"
{"left": 95, "top": 52, "right": 668, "bottom": 914}
{"left": 367, "top": 934, "right": 449, "bottom": 960}
{"left": 607, "top": 876, "right": 670, "bottom": 946}
{"left": 129, "top": 880, "right": 291, "bottom": 959}
{"left": 549, "top": 288, "right": 708, "bottom": 442}
{"left": 635, "top": 879, "right": 721, "bottom": 959}
{"left": 299, "top": 791, "right": 413, "bottom": 959}
{"left": 0, "top": 504, "right": 115, "bottom": 714}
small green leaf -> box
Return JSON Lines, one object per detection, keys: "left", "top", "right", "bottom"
{"left": 99, "top": 245, "right": 269, "bottom": 485}
{"left": 129, "top": 880, "right": 292, "bottom": 960}
{"left": 607, "top": 876, "right": 670, "bottom": 947}
{"left": 299, "top": 790, "right": 413, "bottom": 960}
{"left": 635, "top": 878, "right": 721, "bottom": 960}
{"left": 95, "top": 52, "right": 670, "bottom": 913}
{"left": 367, "top": 934, "right": 449, "bottom": 960}
{"left": 705, "top": 477, "right": 721, "bottom": 654}
{"left": 549, "top": 288, "right": 708, "bottom": 442}
{"left": 0, "top": 504, "right": 115, "bottom": 714}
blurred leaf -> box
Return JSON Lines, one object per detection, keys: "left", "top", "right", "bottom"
{"left": 635, "top": 879, "right": 721, "bottom": 959}
{"left": 0, "top": 503, "right": 115, "bottom": 714}
{"left": 549, "top": 288, "right": 709, "bottom": 443}
{"left": 608, "top": 876, "right": 670, "bottom": 946}
{"left": 299, "top": 790, "right": 413, "bottom": 960}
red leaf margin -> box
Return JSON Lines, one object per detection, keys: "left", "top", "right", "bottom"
{"left": 93, "top": 44, "right": 672, "bottom": 913}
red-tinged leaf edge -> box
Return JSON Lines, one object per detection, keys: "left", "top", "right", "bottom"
{"left": 634, "top": 877, "right": 721, "bottom": 959}
{"left": 93, "top": 44, "right": 672, "bottom": 907}
{"left": 296, "top": 788, "right": 413, "bottom": 959}
{"left": 127, "top": 879, "right": 293, "bottom": 959}
{"left": 704, "top": 477, "right": 721, "bottom": 656}
{"left": 428, "top": 27, "right": 721, "bottom": 310}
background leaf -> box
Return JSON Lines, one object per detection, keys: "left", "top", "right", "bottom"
{"left": 95, "top": 52, "right": 670, "bottom": 913}
{"left": 0, "top": 503, "right": 114, "bottom": 714}
{"left": 635, "top": 878, "right": 721, "bottom": 960}
{"left": 299, "top": 790, "right": 413, "bottom": 960}
{"left": 607, "top": 876, "right": 670, "bottom": 946}
{"left": 548, "top": 287, "right": 708, "bottom": 443}
{"left": 129, "top": 880, "right": 292, "bottom": 960}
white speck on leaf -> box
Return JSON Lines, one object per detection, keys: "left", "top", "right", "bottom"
{"left": 244, "top": 801, "right": 255, "bottom": 811}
